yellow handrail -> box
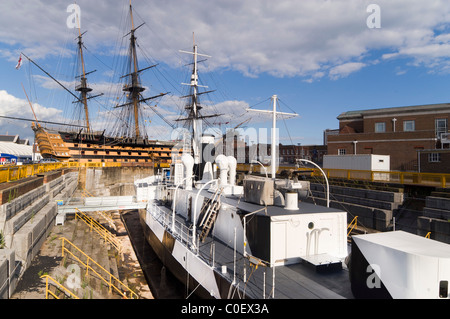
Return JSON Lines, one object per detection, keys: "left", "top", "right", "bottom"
{"left": 41, "top": 274, "right": 80, "bottom": 299}
{"left": 425, "top": 232, "right": 431, "bottom": 238}
{"left": 60, "top": 237, "right": 138, "bottom": 299}
{"left": 4, "top": 161, "right": 449, "bottom": 187}
{"left": 79, "top": 189, "right": 117, "bottom": 230}
{"left": 0, "top": 162, "right": 122, "bottom": 184}
{"left": 74, "top": 208, "right": 123, "bottom": 254}
{"left": 235, "top": 164, "right": 450, "bottom": 188}
{"left": 347, "top": 216, "right": 358, "bottom": 237}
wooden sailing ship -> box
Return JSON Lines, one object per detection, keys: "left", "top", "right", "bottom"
{"left": 27, "top": 1, "right": 175, "bottom": 166}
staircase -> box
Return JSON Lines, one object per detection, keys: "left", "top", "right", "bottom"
{"left": 198, "top": 188, "right": 222, "bottom": 243}
{"left": 43, "top": 212, "right": 137, "bottom": 299}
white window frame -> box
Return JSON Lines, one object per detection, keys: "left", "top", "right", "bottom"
{"left": 375, "top": 122, "right": 386, "bottom": 133}
{"left": 428, "top": 153, "right": 441, "bottom": 163}
{"left": 436, "top": 118, "right": 448, "bottom": 138}
{"left": 338, "top": 149, "right": 346, "bottom": 155}
{"left": 403, "top": 120, "right": 415, "bottom": 132}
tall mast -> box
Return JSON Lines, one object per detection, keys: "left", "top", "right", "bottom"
{"left": 75, "top": 22, "right": 92, "bottom": 134}
{"left": 189, "top": 36, "right": 200, "bottom": 164}
{"left": 126, "top": 0, "right": 144, "bottom": 139}
{"left": 114, "top": 1, "right": 168, "bottom": 140}
{"left": 179, "top": 34, "right": 217, "bottom": 165}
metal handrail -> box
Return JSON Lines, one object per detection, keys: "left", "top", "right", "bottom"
{"left": 74, "top": 208, "right": 122, "bottom": 254}
{"left": 150, "top": 203, "right": 193, "bottom": 247}
{"left": 347, "top": 216, "right": 358, "bottom": 237}
{"left": 60, "top": 237, "right": 138, "bottom": 299}
{"left": 236, "top": 163, "right": 450, "bottom": 188}
{"left": 79, "top": 189, "right": 117, "bottom": 230}
{"left": 41, "top": 274, "right": 80, "bottom": 299}
{"left": 0, "top": 162, "right": 122, "bottom": 184}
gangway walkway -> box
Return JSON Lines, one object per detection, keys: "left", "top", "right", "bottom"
{"left": 56, "top": 196, "right": 147, "bottom": 225}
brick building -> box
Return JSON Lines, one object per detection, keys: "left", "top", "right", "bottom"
{"left": 327, "top": 103, "right": 450, "bottom": 171}
{"left": 418, "top": 149, "right": 450, "bottom": 173}
{"left": 279, "top": 144, "right": 327, "bottom": 164}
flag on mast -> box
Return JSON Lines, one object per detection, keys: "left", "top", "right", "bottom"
{"left": 15, "top": 54, "right": 23, "bottom": 70}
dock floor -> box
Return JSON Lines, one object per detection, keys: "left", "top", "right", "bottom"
{"left": 10, "top": 211, "right": 153, "bottom": 299}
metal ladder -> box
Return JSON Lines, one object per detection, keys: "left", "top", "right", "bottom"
{"left": 198, "top": 188, "right": 222, "bottom": 243}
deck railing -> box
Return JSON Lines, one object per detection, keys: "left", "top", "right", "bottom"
{"left": 148, "top": 202, "right": 194, "bottom": 247}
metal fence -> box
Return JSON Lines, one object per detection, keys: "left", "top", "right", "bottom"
{"left": 0, "top": 162, "right": 122, "bottom": 184}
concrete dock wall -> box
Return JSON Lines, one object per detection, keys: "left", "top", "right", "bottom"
{"left": 0, "top": 249, "right": 15, "bottom": 299}
{"left": 78, "top": 166, "right": 153, "bottom": 197}
{"left": 305, "top": 182, "right": 403, "bottom": 232}
{"left": 0, "top": 170, "right": 78, "bottom": 299}
{"left": 419, "top": 192, "right": 450, "bottom": 244}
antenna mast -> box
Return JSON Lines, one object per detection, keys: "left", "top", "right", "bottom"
{"left": 247, "top": 95, "right": 298, "bottom": 180}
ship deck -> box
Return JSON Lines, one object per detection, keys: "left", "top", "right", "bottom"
{"left": 155, "top": 196, "right": 354, "bottom": 299}
{"left": 198, "top": 234, "right": 354, "bottom": 299}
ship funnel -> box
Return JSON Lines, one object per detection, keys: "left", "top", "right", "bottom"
{"left": 181, "top": 153, "right": 194, "bottom": 190}
{"left": 215, "top": 154, "right": 229, "bottom": 187}
{"left": 227, "top": 156, "right": 237, "bottom": 186}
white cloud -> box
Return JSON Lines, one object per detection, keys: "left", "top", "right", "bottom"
{"left": 0, "top": 90, "right": 63, "bottom": 140}
{"left": 1, "top": 0, "right": 450, "bottom": 81}
{"left": 329, "top": 62, "right": 366, "bottom": 80}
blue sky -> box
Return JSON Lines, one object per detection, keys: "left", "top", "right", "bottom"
{"left": 1, "top": 0, "right": 450, "bottom": 145}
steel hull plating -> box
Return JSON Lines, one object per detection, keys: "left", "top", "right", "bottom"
{"left": 138, "top": 209, "right": 240, "bottom": 299}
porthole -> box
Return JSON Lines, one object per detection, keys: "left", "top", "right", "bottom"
{"left": 308, "top": 222, "right": 314, "bottom": 229}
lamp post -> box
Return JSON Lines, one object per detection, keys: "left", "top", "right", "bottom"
{"left": 250, "top": 160, "right": 268, "bottom": 178}
{"left": 297, "top": 158, "right": 329, "bottom": 207}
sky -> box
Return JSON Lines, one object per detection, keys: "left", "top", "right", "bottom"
{"left": 0, "top": 0, "right": 450, "bottom": 146}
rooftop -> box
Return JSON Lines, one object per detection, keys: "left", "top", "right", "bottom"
{"left": 0, "top": 134, "right": 29, "bottom": 145}
{"left": 337, "top": 102, "right": 450, "bottom": 120}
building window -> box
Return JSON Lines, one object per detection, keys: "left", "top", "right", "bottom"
{"left": 436, "top": 118, "right": 448, "bottom": 138}
{"left": 428, "top": 153, "right": 441, "bottom": 163}
{"left": 338, "top": 149, "right": 346, "bottom": 155}
{"left": 403, "top": 120, "right": 415, "bottom": 132}
{"left": 375, "top": 122, "right": 386, "bottom": 133}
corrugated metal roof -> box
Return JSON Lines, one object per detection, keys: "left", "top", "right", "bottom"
{"left": 0, "top": 142, "right": 33, "bottom": 157}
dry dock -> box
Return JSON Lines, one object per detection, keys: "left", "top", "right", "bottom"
{"left": 1, "top": 164, "right": 449, "bottom": 300}
{"left": 10, "top": 209, "right": 153, "bottom": 299}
